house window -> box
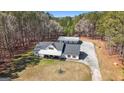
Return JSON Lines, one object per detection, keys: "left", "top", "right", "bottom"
{"left": 73, "top": 56, "right": 76, "bottom": 58}
{"left": 68, "top": 55, "right": 71, "bottom": 58}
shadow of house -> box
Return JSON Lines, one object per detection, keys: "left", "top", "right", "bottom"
{"left": 79, "top": 52, "right": 88, "bottom": 60}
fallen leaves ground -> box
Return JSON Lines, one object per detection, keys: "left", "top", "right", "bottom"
{"left": 80, "top": 36, "right": 124, "bottom": 80}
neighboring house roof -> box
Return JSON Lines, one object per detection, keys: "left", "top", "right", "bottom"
{"left": 58, "top": 36, "right": 80, "bottom": 42}
{"left": 63, "top": 44, "right": 80, "bottom": 56}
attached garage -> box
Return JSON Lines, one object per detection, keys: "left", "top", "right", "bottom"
{"left": 62, "top": 43, "right": 80, "bottom": 60}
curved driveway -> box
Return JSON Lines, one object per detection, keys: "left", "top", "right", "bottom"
{"left": 79, "top": 41, "right": 102, "bottom": 81}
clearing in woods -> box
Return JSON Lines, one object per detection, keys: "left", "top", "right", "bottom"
{"left": 15, "top": 60, "right": 92, "bottom": 81}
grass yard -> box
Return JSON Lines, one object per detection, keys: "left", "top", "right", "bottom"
{"left": 13, "top": 53, "right": 91, "bottom": 81}
{"left": 15, "top": 61, "right": 91, "bottom": 81}
{"left": 12, "top": 50, "right": 92, "bottom": 81}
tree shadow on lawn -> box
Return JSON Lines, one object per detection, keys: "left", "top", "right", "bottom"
{"left": 0, "top": 52, "right": 41, "bottom": 79}
{"left": 11, "top": 53, "right": 41, "bottom": 79}
{"left": 13, "top": 55, "right": 40, "bottom": 71}
{"left": 79, "top": 52, "right": 88, "bottom": 60}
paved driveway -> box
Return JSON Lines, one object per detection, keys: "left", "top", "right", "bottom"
{"left": 78, "top": 41, "right": 102, "bottom": 81}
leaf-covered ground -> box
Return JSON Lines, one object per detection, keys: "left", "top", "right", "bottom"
{"left": 80, "top": 37, "right": 124, "bottom": 80}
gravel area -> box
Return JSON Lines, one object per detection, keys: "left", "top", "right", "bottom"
{"left": 78, "top": 41, "right": 102, "bottom": 81}
{"left": 0, "top": 77, "right": 11, "bottom": 81}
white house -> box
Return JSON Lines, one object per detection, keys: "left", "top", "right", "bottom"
{"left": 34, "top": 42, "right": 64, "bottom": 57}
{"left": 34, "top": 36, "right": 81, "bottom": 60}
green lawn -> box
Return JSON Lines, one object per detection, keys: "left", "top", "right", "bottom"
{"left": 12, "top": 50, "right": 63, "bottom": 66}
{"left": 39, "top": 58, "right": 64, "bottom": 65}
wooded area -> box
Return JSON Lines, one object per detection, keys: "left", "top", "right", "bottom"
{"left": 0, "top": 12, "right": 63, "bottom": 75}
{"left": 56, "top": 11, "right": 124, "bottom": 63}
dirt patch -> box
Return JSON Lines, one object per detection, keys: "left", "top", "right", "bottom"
{"left": 15, "top": 62, "right": 91, "bottom": 81}
{"left": 80, "top": 36, "right": 124, "bottom": 80}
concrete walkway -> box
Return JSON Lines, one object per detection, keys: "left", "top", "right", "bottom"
{"left": 78, "top": 41, "right": 102, "bottom": 81}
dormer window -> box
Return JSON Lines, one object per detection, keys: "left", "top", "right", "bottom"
{"left": 49, "top": 47, "right": 54, "bottom": 50}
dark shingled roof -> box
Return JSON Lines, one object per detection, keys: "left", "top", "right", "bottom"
{"left": 58, "top": 36, "right": 80, "bottom": 42}
{"left": 63, "top": 44, "right": 80, "bottom": 56}
{"left": 35, "top": 42, "right": 53, "bottom": 49}
{"left": 52, "top": 42, "right": 64, "bottom": 51}
{"left": 34, "top": 42, "right": 64, "bottom": 51}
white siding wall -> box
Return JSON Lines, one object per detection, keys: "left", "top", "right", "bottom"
{"left": 38, "top": 49, "right": 62, "bottom": 56}
{"left": 38, "top": 44, "right": 62, "bottom": 57}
